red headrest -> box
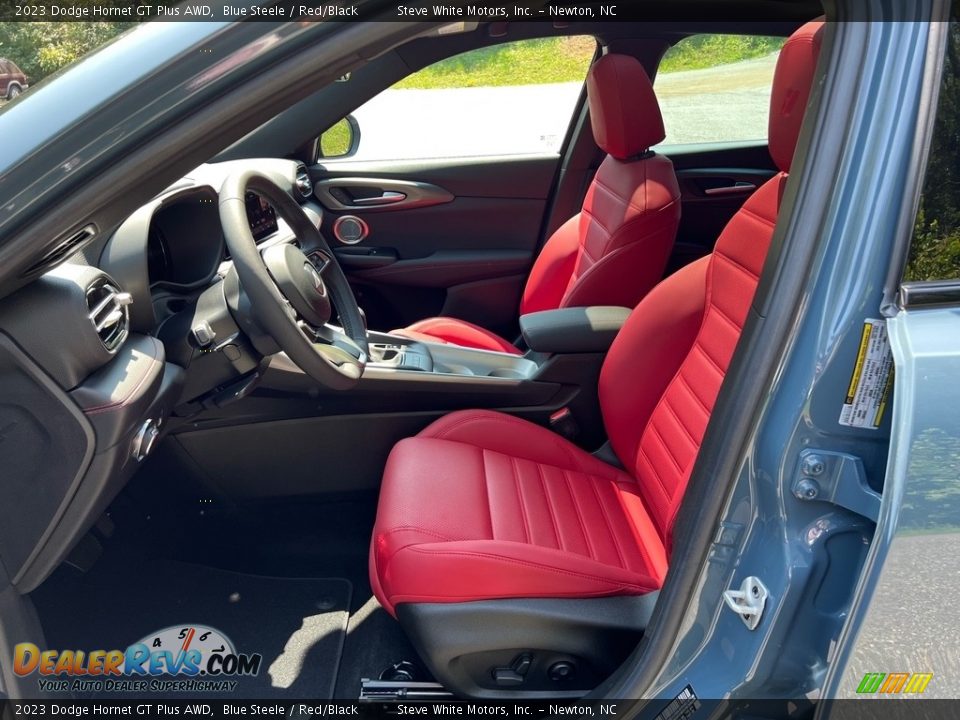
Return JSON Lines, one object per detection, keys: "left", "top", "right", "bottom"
{"left": 768, "top": 19, "right": 826, "bottom": 173}
{"left": 587, "top": 54, "right": 665, "bottom": 160}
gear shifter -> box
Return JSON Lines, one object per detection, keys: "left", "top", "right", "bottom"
{"left": 369, "top": 341, "right": 433, "bottom": 372}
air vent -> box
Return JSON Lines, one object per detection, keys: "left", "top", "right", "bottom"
{"left": 85, "top": 279, "right": 132, "bottom": 352}
{"left": 295, "top": 166, "right": 313, "bottom": 199}
{"left": 24, "top": 225, "right": 97, "bottom": 276}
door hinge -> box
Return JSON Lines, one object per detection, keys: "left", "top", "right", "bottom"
{"left": 723, "top": 576, "right": 769, "bottom": 630}
{"left": 792, "top": 449, "right": 880, "bottom": 522}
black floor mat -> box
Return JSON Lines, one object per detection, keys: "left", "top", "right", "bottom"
{"left": 32, "top": 559, "right": 351, "bottom": 699}
{"left": 334, "top": 596, "right": 424, "bottom": 698}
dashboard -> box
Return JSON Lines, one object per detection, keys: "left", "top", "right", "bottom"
{"left": 0, "top": 158, "right": 319, "bottom": 594}
{"left": 101, "top": 159, "right": 320, "bottom": 334}
{"left": 146, "top": 191, "right": 279, "bottom": 286}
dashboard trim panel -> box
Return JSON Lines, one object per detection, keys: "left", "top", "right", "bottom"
{"left": 0, "top": 332, "right": 96, "bottom": 588}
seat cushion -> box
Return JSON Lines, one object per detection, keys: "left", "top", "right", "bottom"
{"left": 370, "top": 410, "right": 668, "bottom": 616}
{"left": 392, "top": 317, "right": 522, "bottom": 355}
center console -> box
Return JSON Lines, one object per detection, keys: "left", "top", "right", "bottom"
{"left": 360, "top": 305, "right": 630, "bottom": 380}
{"left": 263, "top": 306, "right": 631, "bottom": 443}
{"left": 366, "top": 336, "right": 538, "bottom": 380}
{"left": 175, "top": 306, "right": 632, "bottom": 501}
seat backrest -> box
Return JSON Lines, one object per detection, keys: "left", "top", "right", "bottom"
{"left": 519, "top": 54, "right": 681, "bottom": 315}
{"left": 598, "top": 20, "right": 826, "bottom": 546}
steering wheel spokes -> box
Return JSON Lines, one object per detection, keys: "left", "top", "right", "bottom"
{"left": 219, "top": 169, "right": 368, "bottom": 390}
{"left": 262, "top": 243, "right": 333, "bottom": 328}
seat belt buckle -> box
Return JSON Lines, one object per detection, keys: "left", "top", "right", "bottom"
{"left": 549, "top": 407, "right": 579, "bottom": 441}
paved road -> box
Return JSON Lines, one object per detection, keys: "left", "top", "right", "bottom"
{"left": 348, "top": 52, "right": 779, "bottom": 161}
{"left": 835, "top": 531, "right": 960, "bottom": 699}
{"left": 657, "top": 53, "right": 778, "bottom": 145}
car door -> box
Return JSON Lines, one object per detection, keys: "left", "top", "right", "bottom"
{"left": 308, "top": 36, "right": 597, "bottom": 339}
{"left": 824, "top": 22, "right": 960, "bottom": 694}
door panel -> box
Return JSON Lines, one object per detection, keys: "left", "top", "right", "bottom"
{"left": 661, "top": 142, "right": 779, "bottom": 273}
{"left": 310, "top": 154, "right": 559, "bottom": 336}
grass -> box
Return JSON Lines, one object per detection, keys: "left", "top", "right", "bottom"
{"left": 396, "top": 36, "right": 597, "bottom": 89}
{"left": 319, "top": 117, "right": 353, "bottom": 158}
{"left": 393, "top": 34, "right": 785, "bottom": 91}
{"left": 659, "top": 35, "right": 785, "bottom": 73}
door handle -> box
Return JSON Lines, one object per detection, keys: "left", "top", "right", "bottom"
{"left": 704, "top": 182, "right": 757, "bottom": 197}
{"left": 351, "top": 191, "right": 407, "bottom": 206}
{"left": 314, "top": 177, "right": 454, "bottom": 213}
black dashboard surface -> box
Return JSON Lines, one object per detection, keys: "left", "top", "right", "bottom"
{"left": 0, "top": 158, "right": 310, "bottom": 593}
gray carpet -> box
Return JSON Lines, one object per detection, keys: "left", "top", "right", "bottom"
{"left": 32, "top": 559, "right": 351, "bottom": 699}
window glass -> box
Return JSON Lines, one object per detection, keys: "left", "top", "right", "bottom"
{"left": 904, "top": 23, "right": 960, "bottom": 282}
{"left": 655, "top": 34, "right": 786, "bottom": 146}
{"left": 336, "top": 37, "right": 596, "bottom": 161}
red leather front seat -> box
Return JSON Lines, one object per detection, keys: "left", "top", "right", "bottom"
{"left": 371, "top": 18, "right": 824, "bottom": 690}
{"left": 394, "top": 53, "right": 681, "bottom": 355}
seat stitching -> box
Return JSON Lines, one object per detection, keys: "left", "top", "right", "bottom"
{"left": 381, "top": 526, "right": 457, "bottom": 542}
{"left": 709, "top": 300, "right": 744, "bottom": 333}
{"left": 481, "top": 449, "right": 494, "bottom": 541}
{"left": 561, "top": 469, "right": 596, "bottom": 562}
{"left": 592, "top": 177, "right": 646, "bottom": 215}
{"left": 581, "top": 205, "right": 612, "bottom": 237}
{"left": 738, "top": 206, "right": 777, "bottom": 229}
{"left": 405, "top": 546, "right": 657, "bottom": 590}
{"left": 377, "top": 526, "right": 461, "bottom": 570}
{"left": 579, "top": 242, "right": 598, "bottom": 264}
{"left": 662, "top": 397, "right": 699, "bottom": 448}
{"left": 427, "top": 414, "right": 495, "bottom": 440}
{"left": 693, "top": 341, "right": 726, "bottom": 379}
{"left": 714, "top": 249, "right": 760, "bottom": 282}
{"left": 536, "top": 462, "right": 563, "bottom": 551}
{"left": 427, "top": 415, "right": 589, "bottom": 474}
{"left": 637, "top": 443, "right": 671, "bottom": 498}
{"left": 585, "top": 475, "right": 627, "bottom": 570}
{"left": 676, "top": 371, "right": 713, "bottom": 415}
{"left": 647, "top": 421, "right": 685, "bottom": 476}
{"left": 510, "top": 456, "right": 531, "bottom": 544}
{"left": 609, "top": 485, "right": 659, "bottom": 574}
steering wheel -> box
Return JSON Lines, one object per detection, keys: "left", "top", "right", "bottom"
{"left": 219, "top": 169, "right": 368, "bottom": 390}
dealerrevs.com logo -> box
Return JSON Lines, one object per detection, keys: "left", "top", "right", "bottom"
{"left": 14, "top": 625, "right": 262, "bottom": 693}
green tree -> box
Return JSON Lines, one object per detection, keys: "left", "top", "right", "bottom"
{"left": 0, "top": 22, "right": 132, "bottom": 83}
{"left": 906, "top": 20, "right": 960, "bottom": 281}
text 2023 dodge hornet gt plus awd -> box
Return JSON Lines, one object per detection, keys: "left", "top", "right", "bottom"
{"left": 0, "top": 1, "right": 958, "bottom": 716}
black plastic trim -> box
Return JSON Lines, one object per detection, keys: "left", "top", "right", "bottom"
{"left": 398, "top": 595, "right": 658, "bottom": 699}
{"left": 0, "top": 333, "right": 95, "bottom": 587}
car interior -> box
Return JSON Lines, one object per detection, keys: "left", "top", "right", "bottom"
{"left": 0, "top": 7, "right": 842, "bottom": 702}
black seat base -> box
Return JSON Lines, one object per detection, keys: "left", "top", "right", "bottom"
{"left": 396, "top": 594, "right": 659, "bottom": 699}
